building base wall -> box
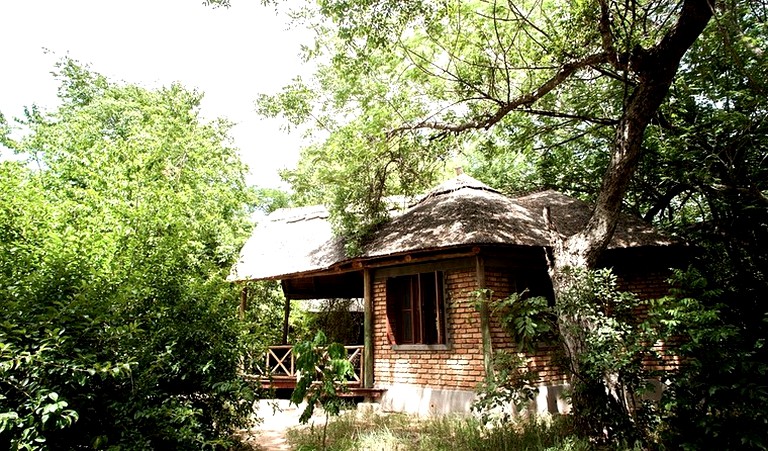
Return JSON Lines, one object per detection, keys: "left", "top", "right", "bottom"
{"left": 377, "top": 383, "right": 570, "bottom": 416}
{"left": 378, "top": 383, "right": 476, "bottom": 416}
{"left": 533, "top": 384, "right": 570, "bottom": 415}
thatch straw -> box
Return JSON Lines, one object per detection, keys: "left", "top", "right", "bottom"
{"left": 229, "top": 175, "right": 678, "bottom": 282}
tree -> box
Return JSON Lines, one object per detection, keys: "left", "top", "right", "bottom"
{"left": 1, "top": 59, "right": 257, "bottom": 450}
{"left": 466, "top": 2, "right": 768, "bottom": 446}
{"left": 626, "top": 5, "right": 768, "bottom": 448}
{"left": 259, "top": 0, "right": 717, "bottom": 440}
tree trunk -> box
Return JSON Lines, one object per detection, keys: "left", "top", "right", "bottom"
{"left": 546, "top": 0, "right": 714, "bottom": 440}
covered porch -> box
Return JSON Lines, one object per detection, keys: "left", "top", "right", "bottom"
{"left": 238, "top": 268, "right": 378, "bottom": 397}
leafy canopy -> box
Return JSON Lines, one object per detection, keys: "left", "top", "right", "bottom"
{"left": 1, "top": 58, "right": 258, "bottom": 450}
{"left": 260, "top": 0, "right": 711, "bottom": 249}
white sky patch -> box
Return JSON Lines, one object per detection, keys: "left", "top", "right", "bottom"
{"left": 0, "top": 0, "right": 314, "bottom": 188}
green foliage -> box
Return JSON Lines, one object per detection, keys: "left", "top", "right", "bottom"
{"left": 291, "top": 331, "right": 355, "bottom": 450}
{"left": 274, "top": 114, "right": 446, "bottom": 254}
{"left": 481, "top": 269, "right": 662, "bottom": 445}
{"left": 291, "top": 332, "right": 354, "bottom": 424}
{"left": 471, "top": 288, "right": 545, "bottom": 423}
{"left": 239, "top": 281, "right": 289, "bottom": 376}
{"left": 252, "top": 187, "right": 292, "bottom": 215}
{"left": 651, "top": 269, "right": 768, "bottom": 450}
{"left": 488, "top": 290, "right": 555, "bottom": 353}
{"left": 260, "top": 0, "right": 707, "bottom": 242}
{"left": 553, "top": 269, "right": 663, "bottom": 444}
{"left": 629, "top": 1, "right": 768, "bottom": 230}
{"left": 293, "top": 299, "right": 363, "bottom": 345}
{"left": 0, "top": 328, "right": 124, "bottom": 450}
{"left": 0, "top": 59, "right": 257, "bottom": 450}
{"left": 262, "top": 0, "right": 763, "bottom": 446}
{"left": 623, "top": 5, "right": 768, "bottom": 447}
{"left": 472, "top": 350, "right": 539, "bottom": 425}
{"left": 463, "top": 140, "right": 542, "bottom": 196}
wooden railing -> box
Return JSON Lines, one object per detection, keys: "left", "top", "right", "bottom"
{"left": 253, "top": 345, "right": 364, "bottom": 388}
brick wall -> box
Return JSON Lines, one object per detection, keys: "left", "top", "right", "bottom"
{"left": 372, "top": 264, "right": 675, "bottom": 392}
{"left": 618, "top": 269, "right": 671, "bottom": 302}
{"left": 484, "top": 269, "right": 568, "bottom": 386}
{"left": 374, "top": 268, "right": 486, "bottom": 391}
{"left": 617, "top": 268, "right": 680, "bottom": 372}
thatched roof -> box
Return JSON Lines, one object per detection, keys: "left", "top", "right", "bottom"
{"left": 229, "top": 174, "right": 678, "bottom": 282}
{"left": 229, "top": 205, "right": 337, "bottom": 281}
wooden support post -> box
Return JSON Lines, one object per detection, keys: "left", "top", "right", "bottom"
{"left": 476, "top": 255, "right": 494, "bottom": 381}
{"left": 363, "top": 268, "right": 374, "bottom": 389}
{"left": 239, "top": 285, "right": 248, "bottom": 320}
{"left": 281, "top": 296, "right": 291, "bottom": 345}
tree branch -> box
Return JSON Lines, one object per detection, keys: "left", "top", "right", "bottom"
{"left": 598, "top": 0, "right": 621, "bottom": 69}
{"left": 520, "top": 108, "right": 618, "bottom": 126}
{"left": 569, "top": 0, "right": 715, "bottom": 268}
{"left": 388, "top": 52, "right": 610, "bottom": 137}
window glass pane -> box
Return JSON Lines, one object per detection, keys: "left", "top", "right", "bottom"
{"left": 402, "top": 285, "right": 411, "bottom": 308}
{"left": 402, "top": 314, "right": 412, "bottom": 343}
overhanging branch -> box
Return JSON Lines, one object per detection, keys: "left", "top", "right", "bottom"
{"left": 388, "top": 52, "right": 610, "bottom": 137}
{"left": 520, "top": 108, "right": 617, "bottom": 126}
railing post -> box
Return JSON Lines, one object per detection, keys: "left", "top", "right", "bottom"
{"left": 360, "top": 346, "right": 365, "bottom": 385}
{"left": 345, "top": 346, "right": 363, "bottom": 384}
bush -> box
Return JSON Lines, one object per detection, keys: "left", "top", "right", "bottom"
{"left": 0, "top": 59, "right": 259, "bottom": 450}
{"left": 652, "top": 269, "right": 768, "bottom": 450}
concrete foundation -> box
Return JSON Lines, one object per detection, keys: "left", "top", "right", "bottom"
{"left": 377, "top": 383, "right": 570, "bottom": 416}
{"left": 378, "top": 384, "right": 476, "bottom": 416}
{"left": 356, "top": 402, "right": 382, "bottom": 415}
{"left": 534, "top": 384, "right": 570, "bottom": 415}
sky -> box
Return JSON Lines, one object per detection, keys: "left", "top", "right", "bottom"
{"left": 0, "top": 0, "right": 314, "bottom": 187}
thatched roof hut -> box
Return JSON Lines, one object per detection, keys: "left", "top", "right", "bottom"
{"left": 233, "top": 174, "right": 686, "bottom": 408}
{"left": 229, "top": 174, "right": 678, "bottom": 283}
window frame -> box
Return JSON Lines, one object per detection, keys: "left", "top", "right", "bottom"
{"left": 386, "top": 270, "right": 450, "bottom": 351}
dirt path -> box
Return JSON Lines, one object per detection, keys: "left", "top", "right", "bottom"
{"left": 237, "top": 399, "right": 326, "bottom": 451}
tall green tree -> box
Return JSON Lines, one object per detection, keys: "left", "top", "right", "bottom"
{"left": 1, "top": 59, "right": 257, "bottom": 450}
{"left": 259, "top": 0, "right": 717, "bottom": 440}
{"left": 465, "top": 2, "right": 768, "bottom": 447}
{"left": 628, "top": 5, "right": 768, "bottom": 448}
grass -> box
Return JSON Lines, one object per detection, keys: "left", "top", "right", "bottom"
{"left": 286, "top": 411, "right": 598, "bottom": 451}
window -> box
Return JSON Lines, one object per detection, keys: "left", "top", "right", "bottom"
{"left": 511, "top": 269, "right": 556, "bottom": 306}
{"left": 386, "top": 271, "right": 446, "bottom": 346}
